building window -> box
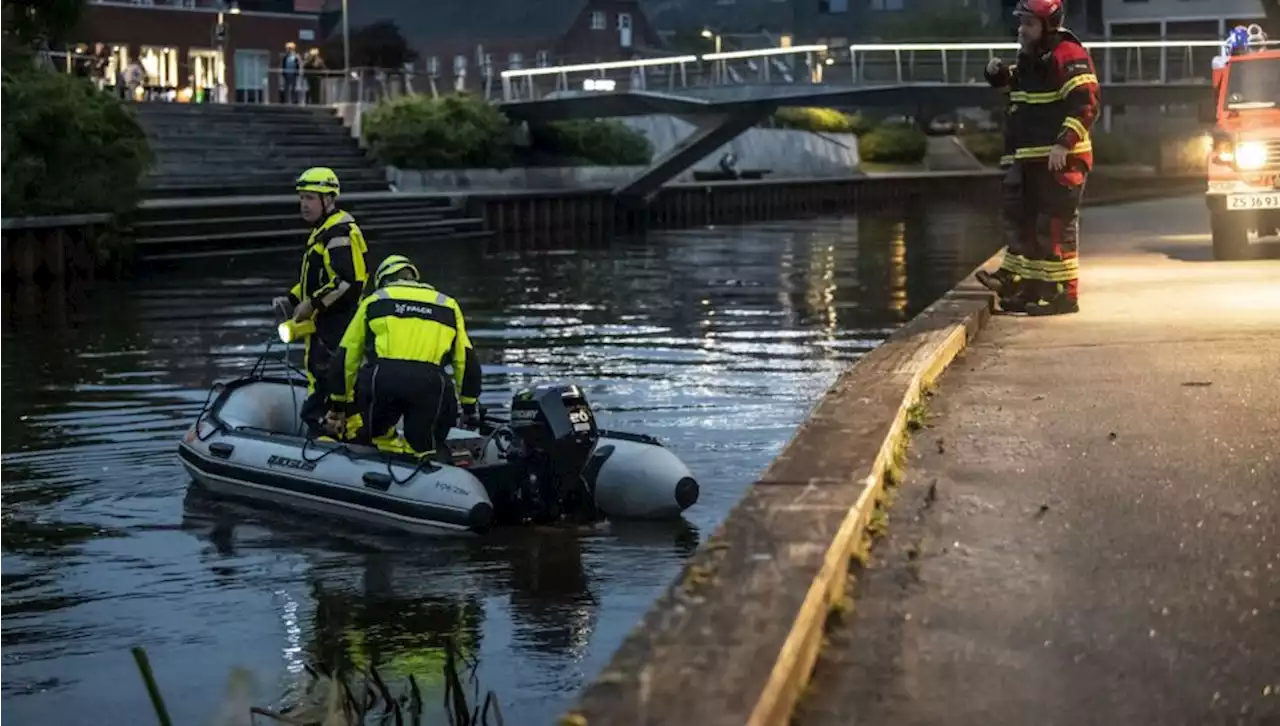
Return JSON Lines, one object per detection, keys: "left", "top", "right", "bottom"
{"left": 139, "top": 46, "right": 178, "bottom": 88}
{"left": 508, "top": 52, "right": 523, "bottom": 69}
{"left": 590, "top": 10, "right": 606, "bottom": 29}
{"left": 233, "top": 49, "right": 269, "bottom": 103}
{"left": 870, "top": 0, "right": 904, "bottom": 10}
{"left": 536, "top": 50, "right": 551, "bottom": 67}
{"left": 189, "top": 48, "right": 226, "bottom": 97}
{"left": 829, "top": 0, "right": 849, "bottom": 11}
{"left": 426, "top": 56, "right": 439, "bottom": 75}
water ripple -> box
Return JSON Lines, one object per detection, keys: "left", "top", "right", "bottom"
{"left": 1, "top": 210, "right": 999, "bottom": 725}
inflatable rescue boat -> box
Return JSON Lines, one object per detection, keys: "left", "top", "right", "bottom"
{"left": 177, "top": 375, "right": 699, "bottom": 535}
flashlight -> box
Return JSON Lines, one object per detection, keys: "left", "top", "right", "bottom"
{"left": 278, "top": 318, "right": 316, "bottom": 343}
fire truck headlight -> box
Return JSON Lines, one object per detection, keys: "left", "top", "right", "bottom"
{"left": 1235, "top": 141, "right": 1268, "bottom": 170}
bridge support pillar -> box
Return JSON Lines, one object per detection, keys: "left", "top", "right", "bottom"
{"left": 614, "top": 104, "right": 777, "bottom": 203}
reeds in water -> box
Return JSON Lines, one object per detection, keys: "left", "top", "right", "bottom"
{"left": 133, "top": 638, "right": 504, "bottom": 726}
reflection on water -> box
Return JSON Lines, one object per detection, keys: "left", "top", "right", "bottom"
{"left": 1, "top": 206, "right": 998, "bottom": 725}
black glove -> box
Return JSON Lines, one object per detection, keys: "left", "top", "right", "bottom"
{"left": 461, "top": 403, "right": 481, "bottom": 430}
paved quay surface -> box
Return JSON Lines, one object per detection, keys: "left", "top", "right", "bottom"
{"left": 796, "top": 195, "right": 1280, "bottom": 726}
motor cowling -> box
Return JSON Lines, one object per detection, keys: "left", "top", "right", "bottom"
{"left": 508, "top": 383, "right": 600, "bottom": 522}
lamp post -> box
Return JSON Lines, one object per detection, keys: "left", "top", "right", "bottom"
{"left": 700, "top": 28, "right": 723, "bottom": 83}
{"left": 342, "top": 0, "right": 351, "bottom": 76}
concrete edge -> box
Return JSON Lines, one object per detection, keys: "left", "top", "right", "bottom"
{"left": 561, "top": 255, "right": 1001, "bottom": 726}
{"left": 746, "top": 262, "right": 998, "bottom": 726}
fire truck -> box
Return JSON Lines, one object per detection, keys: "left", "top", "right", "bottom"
{"left": 1205, "top": 24, "right": 1280, "bottom": 260}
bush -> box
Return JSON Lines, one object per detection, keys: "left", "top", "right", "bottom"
{"left": 2, "top": 61, "right": 152, "bottom": 217}
{"left": 770, "top": 107, "right": 874, "bottom": 135}
{"left": 362, "top": 93, "right": 512, "bottom": 169}
{"left": 858, "top": 124, "right": 929, "bottom": 164}
{"left": 529, "top": 119, "right": 653, "bottom": 166}
{"left": 960, "top": 132, "right": 1004, "bottom": 165}
{"left": 1090, "top": 132, "right": 1157, "bottom": 166}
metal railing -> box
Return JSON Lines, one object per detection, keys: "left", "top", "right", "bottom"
{"left": 495, "top": 38, "right": 1226, "bottom": 102}
{"left": 499, "top": 45, "right": 832, "bottom": 102}
{"left": 846, "top": 40, "right": 1223, "bottom": 86}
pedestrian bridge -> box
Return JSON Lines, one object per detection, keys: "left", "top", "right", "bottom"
{"left": 497, "top": 39, "right": 1219, "bottom": 119}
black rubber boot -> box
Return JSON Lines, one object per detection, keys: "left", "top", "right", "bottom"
{"left": 998, "top": 294, "right": 1028, "bottom": 313}
{"left": 976, "top": 269, "right": 1018, "bottom": 295}
{"left": 1025, "top": 293, "right": 1079, "bottom": 316}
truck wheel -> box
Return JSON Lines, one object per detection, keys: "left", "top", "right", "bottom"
{"left": 1211, "top": 212, "right": 1249, "bottom": 261}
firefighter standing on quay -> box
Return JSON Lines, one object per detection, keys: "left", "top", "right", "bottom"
{"left": 976, "top": 0, "right": 1101, "bottom": 316}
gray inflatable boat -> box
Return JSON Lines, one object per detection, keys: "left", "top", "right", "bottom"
{"left": 177, "top": 376, "right": 699, "bottom": 535}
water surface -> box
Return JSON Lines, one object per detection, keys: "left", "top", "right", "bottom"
{"left": 2, "top": 208, "right": 998, "bottom": 724}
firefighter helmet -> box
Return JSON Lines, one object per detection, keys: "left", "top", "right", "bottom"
{"left": 375, "top": 254, "right": 421, "bottom": 288}
{"left": 1013, "top": 0, "right": 1064, "bottom": 30}
{"left": 295, "top": 167, "right": 341, "bottom": 197}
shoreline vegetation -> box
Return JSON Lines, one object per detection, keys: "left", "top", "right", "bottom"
{"left": 132, "top": 639, "right": 507, "bottom": 726}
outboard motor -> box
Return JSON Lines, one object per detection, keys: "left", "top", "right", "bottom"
{"left": 507, "top": 383, "right": 601, "bottom": 523}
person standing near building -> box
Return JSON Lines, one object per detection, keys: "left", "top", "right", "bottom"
{"left": 304, "top": 47, "right": 326, "bottom": 105}
{"left": 976, "top": 0, "right": 1100, "bottom": 316}
{"left": 281, "top": 42, "right": 302, "bottom": 104}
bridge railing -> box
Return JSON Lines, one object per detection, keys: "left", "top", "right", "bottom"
{"left": 500, "top": 46, "right": 832, "bottom": 102}
{"left": 847, "top": 40, "right": 1222, "bottom": 86}
{"left": 498, "top": 38, "right": 1223, "bottom": 103}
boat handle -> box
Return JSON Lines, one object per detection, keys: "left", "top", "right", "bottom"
{"left": 209, "top": 442, "right": 235, "bottom": 459}
{"left": 362, "top": 472, "right": 393, "bottom": 492}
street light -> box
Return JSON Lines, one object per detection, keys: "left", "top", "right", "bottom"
{"left": 701, "top": 28, "right": 723, "bottom": 82}
{"left": 342, "top": 0, "right": 350, "bottom": 77}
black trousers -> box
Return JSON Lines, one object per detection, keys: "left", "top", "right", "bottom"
{"left": 356, "top": 360, "right": 457, "bottom": 457}
{"left": 997, "top": 162, "right": 1087, "bottom": 302}
{"left": 299, "top": 335, "right": 332, "bottom": 435}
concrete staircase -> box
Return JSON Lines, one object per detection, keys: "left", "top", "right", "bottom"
{"left": 129, "top": 103, "right": 491, "bottom": 257}
{"left": 132, "top": 192, "right": 490, "bottom": 262}
{"left": 135, "top": 103, "right": 388, "bottom": 199}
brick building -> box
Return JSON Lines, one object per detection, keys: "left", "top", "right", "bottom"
{"left": 73, "top": 0, "right": 320, "bottom": 102}
{"left": 327, "top": 0, "right": 661, "bottom": 93}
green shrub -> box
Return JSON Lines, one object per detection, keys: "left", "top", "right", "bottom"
{"left": 771, "top": 107, "right": 874, "bottom": 135}
{"left": 530, "top": 119, "right": 653, "bottom": 166}
{"left": 362, "top": 93, "right": 512, "bottom": 169}
{"left": 858, "top": 124, "right": 928, "bottom": 164}
{"left": 1090, "top": 132, "right": 1157, "bottom": 166}
{"left": 1, "top": 62, "right": 152, "bottom": 217}
{"left": 960, "top": 132, "right": 1004, "bottom": 165}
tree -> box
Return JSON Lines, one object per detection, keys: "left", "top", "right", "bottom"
{"left": 322, "top": 20, "right": 418, "bottom": 71}
{"left": 1, "top": 0, "right": 85, "bottom": 46}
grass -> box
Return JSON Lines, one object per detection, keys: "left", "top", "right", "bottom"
{"left": 133, "top": 638, "right": 504, "bottom": 726}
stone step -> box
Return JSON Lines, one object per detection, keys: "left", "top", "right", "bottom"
{"left": 147, "top": 161, "right": 379, "bottom": 178}
{"left": 139, "top": 125, "right": 352, "bottom": 141}
{"left": 134, "top": 192, "right": 458, "bottom": 220}
{"left": 134, "top": 216, "right": 486, "bottom": 251}
{"left": 144, "top": 166, "right": 385, "bottom": 183}
{"left": 136, "top": 110, "right": 344, "bottom": 123}
{"left": 141, "top": 178, "right": 389, "bottom": 199}
{"left": 132, "top": 103, "right": 337, "bottom": 118}
{"left": 148, "top": 142, "right": 369, "bottom": 158}
{"left": 133, "top": 209, "right": 452, "bottom": 239}
{"left": 138, "top": 228, "right": 495, "bottom": 263}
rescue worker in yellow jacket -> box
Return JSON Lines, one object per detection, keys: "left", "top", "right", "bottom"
{"left": 271, "top": 167, "right": 370, "bottom": 435}
{"left": 326, "top": 255, "right": 483, "bottom": 458}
